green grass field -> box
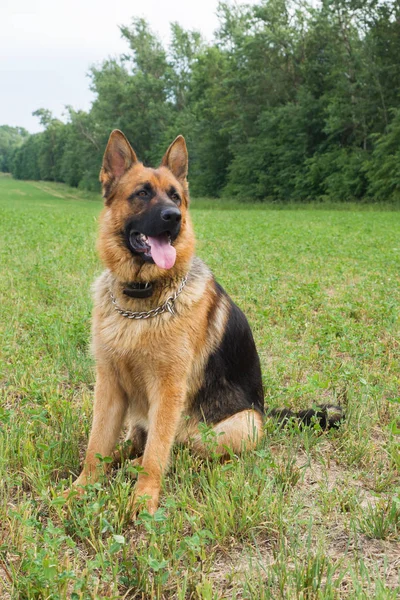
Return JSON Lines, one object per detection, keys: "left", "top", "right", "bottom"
{"left": 0, "top": 173, "right": 399, "bottom": 599}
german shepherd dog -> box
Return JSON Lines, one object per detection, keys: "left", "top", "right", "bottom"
{"left": 69, "top": 131, "right": 342, "bottom": 515}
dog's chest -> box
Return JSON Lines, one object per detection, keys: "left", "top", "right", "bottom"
{"left": 95, "top": 309, "right": 177, "bottom": 359}
{"left": 94, "top": 312, "right": 183, "bottom": 400}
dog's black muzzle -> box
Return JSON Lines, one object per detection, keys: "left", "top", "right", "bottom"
{"left": 124, "top": 203, "right": 182, "bottom": 260}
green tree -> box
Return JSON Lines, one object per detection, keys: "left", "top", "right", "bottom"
{"left": 0, "top": 125, "right": 29, "bottom": 172}
{"left": 90, "top": 19, "right": 173, "bottom": 166}
{"left": 8, "top": 0, "right": 400, "bottom": 203}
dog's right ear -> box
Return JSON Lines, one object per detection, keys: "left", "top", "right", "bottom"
{"left": 100, "top": 130, "right": 138, "bottom": 201}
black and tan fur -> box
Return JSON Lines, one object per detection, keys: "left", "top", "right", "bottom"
{"left": 68, "top": 130, "right": 342, "bottom": 515}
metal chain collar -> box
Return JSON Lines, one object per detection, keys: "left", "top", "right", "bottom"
{"left": 109, "top": 276, "right": 188, "bottom": 320}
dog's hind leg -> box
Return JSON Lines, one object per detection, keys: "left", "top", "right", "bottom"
{"left": 191, "top": 409, "right": 263, "bottom": 457}
{"left": 113, "top": 425, "right": 147, "bottom": 465}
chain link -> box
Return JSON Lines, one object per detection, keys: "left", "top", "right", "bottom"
{"left": 109, "top": 276, "right": 188, "bottom": 320}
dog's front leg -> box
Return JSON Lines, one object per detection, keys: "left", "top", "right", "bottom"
{"left": 71, "top": 364, "right": 127, "bottom": 491}
{"left": 131, "top": 381, "right": 185, "bottom": 516}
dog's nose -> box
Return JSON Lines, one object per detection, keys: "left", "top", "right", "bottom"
{"left": 160, "top": 207, "right": 181, "bottom": 225}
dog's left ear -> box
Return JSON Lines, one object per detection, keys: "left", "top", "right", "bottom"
{"left": 161, "top": 135, "right": 188, "bottom": 182}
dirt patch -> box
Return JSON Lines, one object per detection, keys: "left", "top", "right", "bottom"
{"left": 31, "top": 182, "right": 66, "bottom": 198}
{"left": 294, "top": 447, "right": 399, "bottom": 590}
{"left": 31, "top": 182, "right": 93, "bottom": 202}
{"left": 209, "top": 542, "right": 275, "bottom": 595}
{"left": 10, "top": 189, "right": 27, "bottom": 196}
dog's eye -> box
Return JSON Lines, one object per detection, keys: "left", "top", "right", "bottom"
{"left": 138, "top": 190, "right": 147, "bottom": 198}
{"left": 171, "top": 193, "right": 180, "bottom": 202}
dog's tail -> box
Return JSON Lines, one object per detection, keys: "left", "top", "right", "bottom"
{"left": 267, "top": 403, "right": 344, "bottom": 430}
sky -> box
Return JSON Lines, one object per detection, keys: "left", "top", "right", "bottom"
{"left": 1, "top": 0, "right": 258, "bottom": 133}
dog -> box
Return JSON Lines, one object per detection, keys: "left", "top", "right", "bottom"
{"left": 69, "top": 130, "right": 342, "bottom": 515}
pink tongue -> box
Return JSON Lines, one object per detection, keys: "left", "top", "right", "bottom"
{"left": 147, "top": 234, "right": 176, "bottom": 270}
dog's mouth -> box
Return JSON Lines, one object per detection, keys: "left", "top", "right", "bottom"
{"left": 129, "top": 231, "right": 177, "bottom": 270}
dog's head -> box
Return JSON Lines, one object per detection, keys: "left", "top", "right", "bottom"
{"left": 98, "top": 130, "right": 194, "bottom": 282}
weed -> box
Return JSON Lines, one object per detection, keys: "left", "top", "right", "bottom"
{"left": 358, "top": 498, "right": 400, "bottom": 540}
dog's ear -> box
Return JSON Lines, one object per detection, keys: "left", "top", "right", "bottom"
{"left": 161, "top": 135, "right": 188, "bottom": 182}
{"left": 100, "top": 130, "right": 138, "bottom": 199}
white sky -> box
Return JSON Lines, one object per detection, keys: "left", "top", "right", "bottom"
{"left": 1, "top": 0, "right": 258, "bottom": 133}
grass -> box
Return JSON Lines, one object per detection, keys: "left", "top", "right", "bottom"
{"left": 0, "top": 172, "right": 399, "bottom": 598}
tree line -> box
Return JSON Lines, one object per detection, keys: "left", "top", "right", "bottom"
{"left": 3, "top": 0, "right": 400, "bottom": 202}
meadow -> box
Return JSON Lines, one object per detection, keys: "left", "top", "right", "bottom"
{"left": 0, "top": 173, "right": 399, "bottom": 599}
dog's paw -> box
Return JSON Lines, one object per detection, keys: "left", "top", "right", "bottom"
{"left": 62, "top": 485, "right": 85, "bottom": 500}
{"left": 62, "top": 479, "right": 88, "bottom": 500}
{"left": 129, "top": 483, "right": 159, "bottom": 518}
